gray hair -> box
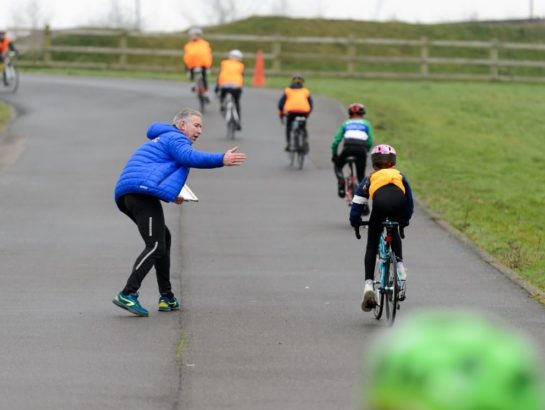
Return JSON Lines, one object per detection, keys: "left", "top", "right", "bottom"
{"left": 172, "top": 108, "right": 202, "bottom": 126}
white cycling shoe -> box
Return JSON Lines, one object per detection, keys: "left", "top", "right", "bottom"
{"left": 361, "top": 279, "right": 377, "bottom": 312}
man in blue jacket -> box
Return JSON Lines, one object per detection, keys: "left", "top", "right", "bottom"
{"left": 113, "top": 108, "right": 246, "bottom": 317}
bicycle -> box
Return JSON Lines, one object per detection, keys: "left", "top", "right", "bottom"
{"left": 222, "top": 92, "right": 240, "bottom": 140}
{"left": 0, "top": 52, "right": 18, "bottom": 93}
{"left": 287, "top": 116, "right": 308, "bottom": 170}
{"left": 192, "top": 67, "right": 208, "bottom": 113}
{"left": 344, "top": 156, "right": 358, "bottom": 206}
{"left": 355, "top": 219, "right": 406, "bottom": 326}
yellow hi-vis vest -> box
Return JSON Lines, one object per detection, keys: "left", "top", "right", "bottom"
{"left": 283, "top": 87, "right": 311, "bottom": 113}
{"left": 369, "top": 168, "right": 405, "bottom": 198}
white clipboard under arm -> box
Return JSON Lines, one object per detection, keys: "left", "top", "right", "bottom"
{"left": 178, "top": 184, "right": 199, "bottom": 202}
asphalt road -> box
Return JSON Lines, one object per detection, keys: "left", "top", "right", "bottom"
{"left": 0, "top": 74, "right": 544, "bottom": 410}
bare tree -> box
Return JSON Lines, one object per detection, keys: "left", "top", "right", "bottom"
{"left": 10, "top": 0, "right": 49, "bottom": 29}
{"left": 179, "top": 0, "right": 262, "bottom": 29}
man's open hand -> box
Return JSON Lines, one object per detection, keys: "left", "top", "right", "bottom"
{"left": 223, "top": 147, "right": 247, "bottom": 166}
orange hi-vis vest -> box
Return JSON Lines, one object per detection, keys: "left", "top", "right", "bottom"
{"left": 369, "top": 168, "right": 406, "bottom": 198}
{"left": 283, "top": 87, "right": 311, "bottom": 114}
{"left": 217, "top": 59, "right": 244, "bottom": 87}
{"left": 0, "top": 36, "right": 11, "bottom": 53}
{"left": 183, "top": 38, "right": 212, "bottom": 69}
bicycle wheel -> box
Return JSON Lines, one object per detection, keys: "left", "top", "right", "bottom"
{"left": 196, "top": 79, "right": 206, "bottom": 113}
{"left": 288, "top": 129, "right": 297, "bottom": 167}
{"left": 227, "top": 119, "right": 236, "bottom": 140}
{"left": 3, "top": 64, "right": 18, "bottom": 93}
{"left": 296, "top": 129, "right": 305, "bottom": 170}
{"left": 373, "top": 267, "right": 385, "bottom": 320}
{"left": 386, "top": 253, "right": 399, "bottom": 326}
{"left": 346, "top": 172, "right": 356, "bottom": 205}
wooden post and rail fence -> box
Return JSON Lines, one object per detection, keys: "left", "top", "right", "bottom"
{"left": 9, "top": 26, "right": 545, "bottom": 83}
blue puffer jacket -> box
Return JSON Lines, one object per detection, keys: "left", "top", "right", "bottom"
{"left": 114, "top": 122, "right": 225, "bottom": 203}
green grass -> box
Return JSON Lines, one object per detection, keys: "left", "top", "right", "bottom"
{"left": 266, "top": 76, "right": 545, "bottom": 290}
{"left": 0, "top": 101, "right": 12, "bottom": 131}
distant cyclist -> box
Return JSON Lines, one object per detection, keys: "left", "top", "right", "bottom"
{"left": 278, "top": 74, "right": 313, "bottom": 152}
{"left": 215, "top": 49, "right": 244, "bottom": 130}
{"left": 183, "top": 27, "right": 212, "bottom": 101}
{"left": 331, "top": 103, "right": 374, "bottom": 198}
{"left": 360, "top": 310, "right": 544, "bottom": 410}
{"left": 350, "top": 144, "right": 413, "bottom": 311}
{"left": 0, "top": 29, "right": 18, "bottom": 61}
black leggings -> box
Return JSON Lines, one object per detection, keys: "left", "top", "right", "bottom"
{"left": 117, "top": 194, "right": 173, "bottom": 296}
{"left": 364, "top": 185, "right": 406, "bottom": 281}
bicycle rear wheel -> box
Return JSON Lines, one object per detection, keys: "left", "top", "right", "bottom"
{"left": 226, "top": 119, "right": 236, "bottom": 140}
{"left": 373, "top": 272, "right": 384, "bottom": 320}
{"left": 288, "top": 129, "right": 297, "bottom": 167}
{"left": 296, "top": 129, "right": 305, "bottom": 170}
{"left": 386, "top": 253, "right": 399, "bottom": 326}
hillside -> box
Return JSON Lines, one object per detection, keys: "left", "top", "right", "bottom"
{"left": 205, "top": 16, "right": 545, "bottom": 41}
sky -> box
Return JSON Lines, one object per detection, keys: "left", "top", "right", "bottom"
{"left": 1, "top": 0, "right": 543, "bottom": 33}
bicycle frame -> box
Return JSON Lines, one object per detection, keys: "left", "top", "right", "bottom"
{"left": 355, "top": 219, "right": 403, "bottom": 326}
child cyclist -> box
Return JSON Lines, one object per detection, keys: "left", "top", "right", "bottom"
{"left": 349, "top": 144, "right": 414, "bottom": 312}
{"left": 331, "top": 103, "right": 374, "bottom": 197}
{"left": 278, "top": 74, "right": 313, "bottom": 151}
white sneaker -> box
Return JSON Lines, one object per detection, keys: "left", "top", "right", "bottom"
{"left": 361, "top": 279, "right": 376, "bottom": 312}
{"left": 396, "top": 261, "right": 407, "bottom": 280}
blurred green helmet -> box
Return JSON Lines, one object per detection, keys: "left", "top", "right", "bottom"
{"left": 361, "top": 310, "right": 544, "bottom": 410}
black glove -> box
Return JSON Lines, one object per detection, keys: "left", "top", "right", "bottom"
{"left": 400, "top": 221, "right": 409, "bottom": 239}
{"left": 362, "top": 203, "right": 370, "bottom": 216}
{"left": 331, "top": 154, "right": 338, "bottom": 163}
{"left": 350, "top": 218, "right": 362, "bottom": 228}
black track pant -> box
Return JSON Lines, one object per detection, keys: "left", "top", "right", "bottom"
{"left": 334, "top": 144, "right": 368, "bottom": 183}
{"left": 364, "top": 185, "right": 406, "bottom": 281}
{"left": 117, "top": 194, "right": 173, "bottom": 297}
{"left": 285, "top": 112, "right": 309, "bottom": 145}
{"left": 220, "top": 88, "right": 242, "bottom": 119}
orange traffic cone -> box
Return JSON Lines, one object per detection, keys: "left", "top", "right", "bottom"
{"left": 252, "top": 48, "right": 265, "bottom": 87}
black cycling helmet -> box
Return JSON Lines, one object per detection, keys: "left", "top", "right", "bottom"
{"left": 291, "top": 74, "right": 304, "bottom": 85}
{"left": 348, "top": 103, "right": 366, "bottom": 117}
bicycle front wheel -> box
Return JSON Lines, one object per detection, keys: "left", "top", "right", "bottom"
{"left": 3, "top": 64, "right": 18, "bottom": 93}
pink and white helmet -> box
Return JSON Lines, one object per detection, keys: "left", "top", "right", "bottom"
{"left": 371, "top": 144, "right": 397, "bottom": 168}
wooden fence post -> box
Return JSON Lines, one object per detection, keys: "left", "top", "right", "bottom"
{"left": 420, "top": 36, "right": 429, "bottom": 78}
{"left": 43, "top": 24, "right": 52, "bottom": 65}
{"left": 272, "top": 38, "right": 281, "bottom": 74}
{"left": 489, "top": 38, "right": 499, "bottom": 81}
{"left": 347, "top": 35, "right": 356, "bottom": 76}
{"left": 119, "top": 30, "right": 128, "bottom": 67}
